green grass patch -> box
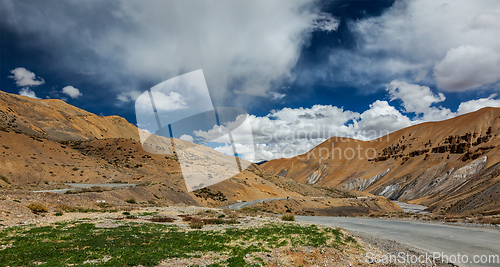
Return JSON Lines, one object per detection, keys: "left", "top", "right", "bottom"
{"left": 0, "top": 221, "right": 346, "bottom": 266}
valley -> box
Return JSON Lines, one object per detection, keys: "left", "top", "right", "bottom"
{"left": 0, "top": 90, "right": 499, "bottom": 267}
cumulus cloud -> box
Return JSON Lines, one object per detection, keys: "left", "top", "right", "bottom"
{"left": 457, "top": 94, "right": 500, "bottom": 114}
{"left": 186, "top": 86, "right": 500, "bottom": 162}
{"left": 0, "top": 0, "right": 339, "bottom": 106}
{"left": 387, "top": 80, "right": 446, "bottom": 114}
{"left": 116, "top": 90, "right": 142, "bottom": 103}
{"left": 8, "top": 67, "right": 45, "bottom": 87}
{"left": 135, "top": 91, "right": 188, "bottom": 112}
{"left": 385, "top": 80, "right": 454, "bottom": 121}
{"left": 355, "top": 100, "right": 411, "bottom": 135}
{"left": 18, "top": 88, "right": 38, "bottom": 99}
{"left": 61, "top": 86, "right": 82, "bottom": 99}
{"left": 245, "top": 101, "right": 411, "bottom": 161}
{"left": 179, "top": 134, "right": 194, "bottom": 142}
{"left": 434, "top": 45, "right": 500, "bottom": 91}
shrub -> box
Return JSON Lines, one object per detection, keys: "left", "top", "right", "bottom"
{"left": 281, "top": 214, "right": 295, "bottom": 221}
{"left": 179, "top": 215, "right": 194, "bottom": 222}
{"left": 189, "top": 222, "right": 204, "bottom": 229}
{"left": 149, "top": 217, "right": 175, "bottom": 223}
{"left": 122, "top": 211, "right": 131, "bottom": 216}
{"left": 56, "top": 204, "right": 73, "bottom": 211}
{"left": 224, "top": 218, "right": 239, "bottom": 225}
{"left": 125, "top": 198, "right": 137, "bottom": 204}
{"left": 27, "top": 203, "right": 48, "bottom": 214}
{"left": 55, "top": 212, "right": 63, "bottom": 216}
{"left": 345, "top": 236, "right": 357, "bottom": 243}
{"left": 241, "top": 206, "right": 259, "bottom": 212}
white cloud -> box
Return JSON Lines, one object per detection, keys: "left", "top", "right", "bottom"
{"left": 18, "top": 88, "right": 38, "bottom": 99}
{"left": 315, "top": 0, "right": 500, "bottom": 91}
{"left": 457, "top": 94, "right": 500, "bottom": 114}
{"left": 420, "top": 107, "right": 455, "bottom": 122}
{"left": 179, "top": 134, "right": 194, "bottom": 142}
{"left": 355, "top": 100, "right": 412, "bottom": 136}
{"left": 465, "top": 12, "right": 500, "bottom": 31}
{"left": 8, "top": 67, "right": 45, "bottom": 87}
{"left": 387, "top": 80, "right": 446, "bottom": 114}
{"left": 190, "top": 89, "right": 500, "bottom": 162}
{"left": 240, "top": 103, "right": 410, "bottom": 161}
{"left": 135, "top": 91, "right": 187, "bottom": 112}
{"left": 270, "top": 92, "right": 286, "bottom": 100}
{"left": 311, "top": 12, "right": 339, "bottom": 32}
{"left": 434, "top": 45, "right": 500, "bottom": 91}
{"left": 61, "top": 85, "right": 82, "bottom": 99}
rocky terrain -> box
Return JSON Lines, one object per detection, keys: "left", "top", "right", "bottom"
{"left": 0, "top": 90, "right": 404, "bottom": 221}
{"left": 254, "top": 196, "right": 403, "bottom": 216}
{"left": 0, "top": 204, "right": 453, "bottom": 267}
{"left": 262, "top": 107, "right": 500, "bottom": 216}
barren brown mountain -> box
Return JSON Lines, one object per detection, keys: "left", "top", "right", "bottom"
{"left": 262, "top": 107, "right": 500, "bottom": 216}
{"left": 2, "top": 90, "right": 392, "bottom": 217}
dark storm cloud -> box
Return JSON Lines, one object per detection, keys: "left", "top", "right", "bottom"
{"left": 0, "top": 0, "right": 339, "bottom": 108}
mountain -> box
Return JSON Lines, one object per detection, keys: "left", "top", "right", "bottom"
{"left": 0, "top": 90, "right": 139, "bottom": 141}
{"left": 1, "top": 90, "right": 386, "bottom": 213}
{"left": 262, "top": 107, "right": 500, "bottom": 215}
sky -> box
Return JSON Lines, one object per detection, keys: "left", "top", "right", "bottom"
{"left": 1, "top": 0, "right": 500, "bottom": 162}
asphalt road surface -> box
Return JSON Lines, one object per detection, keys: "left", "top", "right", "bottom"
{"left": 228, "top": 198, "right": 500, "bottom": 267}
{"left": 296, "top": 216, "right": 500, "bottom": 267}
{"left": 33, "top": 183, "right": 137, "bottom": 194}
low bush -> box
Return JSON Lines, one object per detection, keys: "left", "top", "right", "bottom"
{"left": 125, "top": 198, "right": 137, "bottom": 204}
{"left": 27, "top": 203, "right": 48, "bottom": 214}
{"left": 189, "top": 222, "right": 204, "bottom": 229}
{"left": 149, "top": 217, "right": 175, "bottom": 223}
{"left": 281, "top": 214, "right": 295, "bottom": 221}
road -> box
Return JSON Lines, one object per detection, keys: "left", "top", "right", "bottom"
{"left": 33, "top": 183, "right": 137, "bottom": 194}
{"left": 228, "top": 198, "right": 500, "bottom": 267}
{"left": 296, "top": 216, "right": 500, "bottom": 267}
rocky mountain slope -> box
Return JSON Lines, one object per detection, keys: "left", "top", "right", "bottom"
{"left": 0, "top": 90, "right": 387, "bottom": 213}
{"left": 262, "top": 107, "right": 500, "bottom": 215}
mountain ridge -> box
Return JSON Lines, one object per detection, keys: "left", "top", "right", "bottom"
{"left": 1, "top": 90, "right": 393, "bottom": 215}
{"left": 262, "top": 107, "right": 500, "bottom": 215}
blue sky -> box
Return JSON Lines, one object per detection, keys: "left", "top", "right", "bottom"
{"left": 1, "top": 0, "right": 500, "bottom": 161}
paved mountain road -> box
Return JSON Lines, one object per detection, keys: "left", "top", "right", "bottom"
{"left": 296, "top": 216, "right": 499, "bottom": 267}
{"left": 228, "top": 198, "right": 500, "bottom": 266}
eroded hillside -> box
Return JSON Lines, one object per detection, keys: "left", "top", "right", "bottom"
{"left": 0, "top": 90, "right": 374, "bottom": 213}
{"left": 262, "top": 107, "right": 500, "bottom": 215}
